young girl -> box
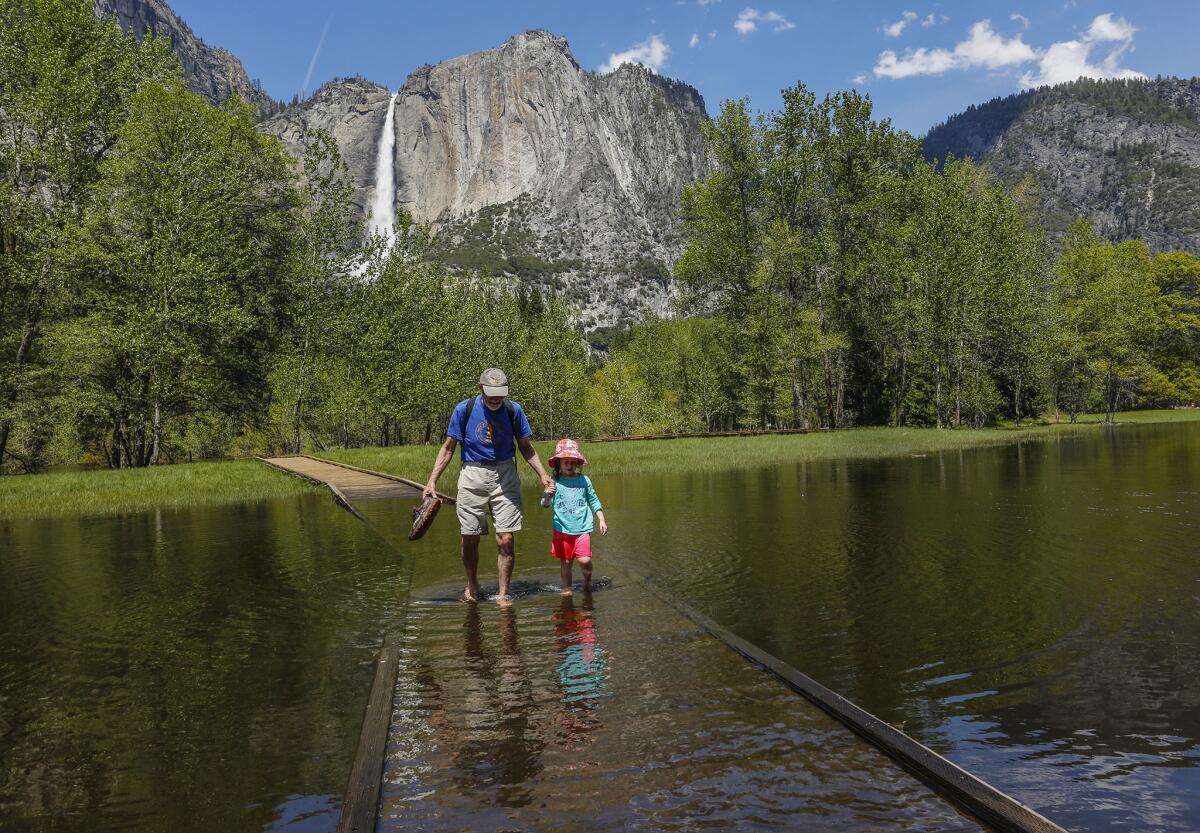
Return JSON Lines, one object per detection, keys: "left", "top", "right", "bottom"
{"left": 541, "top": 439, "right": 607, "bottom": 594}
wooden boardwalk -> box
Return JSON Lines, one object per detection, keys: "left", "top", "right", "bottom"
{"left": 257, "top": 455, "right": 444, "bottom": 518}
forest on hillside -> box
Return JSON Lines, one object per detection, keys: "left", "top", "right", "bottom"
{"left": 2, "top": 0, "right": 1198, "bottom": 472}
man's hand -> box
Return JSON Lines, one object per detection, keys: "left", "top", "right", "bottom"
{"left": 541, "top": 474, "right": 554, "bottom": 492}
{"left": 422, "top": 481, "right": 438, "bottom": 500}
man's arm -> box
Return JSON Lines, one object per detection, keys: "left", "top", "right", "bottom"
{"left": 423, "top": 436, "right": 458, "bottom": 499}
{"left": 517, "top": 436, "right": 553, "bottom": 490}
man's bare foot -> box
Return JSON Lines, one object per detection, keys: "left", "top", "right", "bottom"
{"left": 560, "top": 587, "right": 574, "bottom": 596}
{"left": 494, "top": 594, "right": 513, "bottom": 607}
{"left": 462, "top": 586, "right": 479, "bottom": 603}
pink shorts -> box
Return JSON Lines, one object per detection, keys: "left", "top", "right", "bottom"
{"left": 551, "top": 531, "right": 592, "bottom": 561}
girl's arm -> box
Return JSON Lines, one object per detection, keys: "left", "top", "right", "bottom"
{"left": 586, "top": 477, "right": 607, "bottom": 533}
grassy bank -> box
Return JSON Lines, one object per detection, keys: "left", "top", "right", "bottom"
{"left": 321, "top": 408, "right": 1200, "bottom": 487}
{"left": 0, "top": 459, "right": 318, "bottom": 522}
{"left": 2, "top": 409, "right": 1195, "bottom": 520}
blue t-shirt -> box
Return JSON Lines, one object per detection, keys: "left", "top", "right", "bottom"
{"left": 447, "top": 397, "right": 533, "bottom": 462}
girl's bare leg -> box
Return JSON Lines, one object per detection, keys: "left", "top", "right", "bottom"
{"left": 578, "top": 556, "right": 593, "bottom": 592}
{"left": 560, "top": 558, "right": 574, "bottom": 594}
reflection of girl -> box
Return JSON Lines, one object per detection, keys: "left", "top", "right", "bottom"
{"left": 553, "top": 594, "right": 608, "bottom": 746}
{"left": 540, "top": 439, "right": 607, "bottom": 593}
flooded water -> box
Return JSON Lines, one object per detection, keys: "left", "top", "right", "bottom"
{"left": 0, "top": 497, "right": 407, "bottom": 833}
{"left": 1, "top": 421, "right": 1198, "bottom": 831}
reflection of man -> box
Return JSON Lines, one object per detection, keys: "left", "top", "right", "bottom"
{"left": 423, "top": 368, "right": 553, "bottom": 603}
{"left": 454, "top": 602, "right": 542, "bottom": 807}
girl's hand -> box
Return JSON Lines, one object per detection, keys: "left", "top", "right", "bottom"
{"left": 598, "top": 517, "right": 608, "bottom": 535}
{"left": 545, "top": 481, "right": 557, "bottom": 495}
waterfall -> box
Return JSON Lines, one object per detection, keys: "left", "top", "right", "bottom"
{"left": 367, "top": 91, "right": 398, "bottom": 252}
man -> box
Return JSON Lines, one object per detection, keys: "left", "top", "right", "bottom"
{"left": 423, "top": 368, "right": 553, "bottom": 603}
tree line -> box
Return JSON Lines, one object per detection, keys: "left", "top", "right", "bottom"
{"left": 598, "top": 89, "right": 1199, "bottom": 434}
{"left": 2, "top": 0, "right": 1198, "bottom": 473}
{"left": 0, "top": 0, "right": 589, "bottom": 471}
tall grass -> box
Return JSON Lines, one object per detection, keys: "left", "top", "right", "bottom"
{"left": 2, "top": 409, "right": 1194, "bottom": 520}
{"left": 321, "top": 409, "right": 1200, "bottom": 487}
{"left": 0, "top": 460, "right": 317, "bottom": 521}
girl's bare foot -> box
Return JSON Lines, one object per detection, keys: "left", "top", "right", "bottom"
{"left": 561, "top": 587, "right": 574, "bottom": 596}
{"left": 494, "top": 594, "right": 513, "bottom": 607}
{"left": 462, "top": 586, "right": 479, "bottom": 603}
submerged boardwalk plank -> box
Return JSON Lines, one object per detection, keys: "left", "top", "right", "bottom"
{"left": 259, "top": 455, "right": 425, "bottom": 502}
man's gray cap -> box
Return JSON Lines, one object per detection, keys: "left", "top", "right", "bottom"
{"left": 480, "top": 368, "right": 509, "bottom": 397}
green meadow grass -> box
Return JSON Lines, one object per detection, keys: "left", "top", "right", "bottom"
{"left": 2, "top": 408, "right": 1195, "bottom": 520}
{"left": 0, "top": 459, "right": 317, "bottom": 521}
{"left": 321, "top": 408, "right": 1200, "bottom": 487}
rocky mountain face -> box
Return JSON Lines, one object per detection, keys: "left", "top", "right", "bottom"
{"left": 93, "top": 0, "right": 276, "bottom": 116}
{"left": 924, "top": 77, "right": 1200, "bottom": 254}
{"left": 262, "top": 31, "right": 711, "bottom": 330}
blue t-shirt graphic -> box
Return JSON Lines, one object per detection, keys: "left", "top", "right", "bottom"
{"left": 447, "top": 397, "right": 533, "bottom": 462}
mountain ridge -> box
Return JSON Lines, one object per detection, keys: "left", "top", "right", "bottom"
{"left": 924, "top": 76, "right": 1200, "bottom": 254}
{"left": 93, "top": 0, "right": 276, "bottom": 116}
{"left": 263, "top": 29, "right": 712, "bottom": 330}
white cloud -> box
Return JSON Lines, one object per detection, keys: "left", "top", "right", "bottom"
{"left": 697, "top": 0, "right": 720, "bottom": 5}
{"left": 872, "top": 12, "right": 1145, "bottom": 89}
{"left": 1085, "top": 12, "right": 1135, "bottom": 42}
{"left": 874, "top": 19, "right": 1035, "bottom": 78}
{"left": 852, "top": 73, "right": 867, "bottom": 85}
{"left": 599, "top": 34, "right": 669, "bottom": 74}
{"left": 689, "top": 32, "right": 700, "bottom": 48}
{"left": 884, "top": 11, "right": 917, "bottom": 37}
{"left": 922, "top": 13, "right": 949, "bottom": 27}
{"left": 735, "top": 7, "right": 794, "bottom": 35}
{"left": 709, "top": 30, "right": 718, "bottom": 39}
{"left": 1020, "top": 13, "right": 1144, "bottom": 87}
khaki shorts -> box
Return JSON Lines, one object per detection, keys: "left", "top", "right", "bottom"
{"left": 456, "top": 459, "right": 523, "bottom": 535}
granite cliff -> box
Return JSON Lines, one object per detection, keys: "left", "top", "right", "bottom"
{"left": 263, "top": 31, "right": 711, "bottom": 329}
{"left": 93, "top": 0, "right": 276, "bottom": 116}
{"left": 924, "top": 77, "right": 1200, "bottom": 254}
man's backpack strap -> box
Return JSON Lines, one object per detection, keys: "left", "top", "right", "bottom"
{"left": 505, "top": 400, "right": 517, "bottom": 436}
{"left": 458, "top": 396, "right": 477, "bottom": 440}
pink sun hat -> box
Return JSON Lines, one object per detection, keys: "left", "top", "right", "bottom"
{"left": 548, "top": 438, "right": 588, "bottom": 467}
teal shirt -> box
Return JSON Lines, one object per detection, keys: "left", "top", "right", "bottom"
{"left": 542, "top": 474, "right": 603, "bottom": 534}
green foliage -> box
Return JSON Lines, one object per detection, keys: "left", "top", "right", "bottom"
{"left": 0, "top": 0, "right": 174, "bottom": 471}
{"left": 52, "top": 79, "right": 295, "bottom": 466}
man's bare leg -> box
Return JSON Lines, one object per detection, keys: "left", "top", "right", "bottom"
{"left": 559, "top": 558, "right": 574, "bottom": 594}
{"left": 461, "top": 534, "right": 481, "bottom": 602}
{"left": 496, "top": 531, "right": 515, "bottom": 599}
{"left": 578, "top": 556, "right": 593, "bottom": 592}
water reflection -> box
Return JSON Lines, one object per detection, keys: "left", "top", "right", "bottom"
{"left": 552, "top": 593, "right": 608, "bottom": 748}
{"left": 380, "top": 583, "right": 980, "bottom": 832}
{"left": 599, "top": 421, "right": 1200, "bottom": 832}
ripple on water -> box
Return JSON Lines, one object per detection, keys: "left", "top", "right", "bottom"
{"left": 377, "top": 579, "right": 982, "bottom": 832}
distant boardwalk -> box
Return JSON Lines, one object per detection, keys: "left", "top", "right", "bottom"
{"left": 258, "top": 455, "right": 427, "bottom": 512}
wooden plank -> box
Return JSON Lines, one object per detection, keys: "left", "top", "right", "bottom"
{"left": 335, "top": 635, "right": 401, "bottom": 833}
{"left": 626, "top": 566, "right": 1069, "bottom": 833}
{"left": 303, "top": 455, "right": 454, "bottom": 503}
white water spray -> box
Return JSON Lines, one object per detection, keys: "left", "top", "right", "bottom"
{"left": 367, "top": 91, "right": 398, "bottom": 253}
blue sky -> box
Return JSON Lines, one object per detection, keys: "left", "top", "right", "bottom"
{"left": 171, "top": 0, "right": 1200, "bottom": 135}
